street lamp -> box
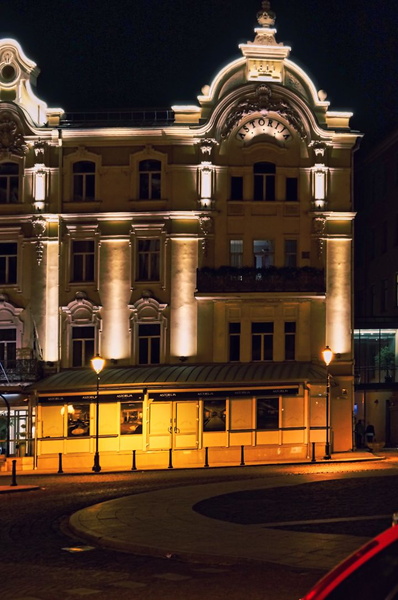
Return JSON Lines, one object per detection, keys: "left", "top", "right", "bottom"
{"left": 322, "top": 345, "right": 333, "bottom": 460}
{"left": 91, "top": 354, "right": 105, "bottom": 473}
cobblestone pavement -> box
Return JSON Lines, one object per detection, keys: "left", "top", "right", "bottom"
{"left": 1, "top": 456, "right": 398, "bottom": 600}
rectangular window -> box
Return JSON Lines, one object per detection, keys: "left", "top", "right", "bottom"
{"left": 71, "top": 240, "right": 95, "bottom": 282}
{"left": 137, "top": 239, "right": 160, "bottom": 281}
{"left": 230, "top": 176, "right": 243, "bottom": 200}
{"left": 138, "top": 323, "right": 160, "bottom": 365}
{"left": 73, "top": 161, "right": 95, "bottom": 201}
{"left": 230, "top": 240, "right": 243, "bottom": 268}
{"left": 284, "top": 239, "right": 297, "bottom": 267}
{"left": 120, "top": 402, "right": 143, "bottom": 435}
{"left": 203, "top": 399, "right": 226, "bottom": 432}
{"left": 253, "top": 240, "right": 274, "bottom": 268}
{"left": 229, "top": 322, "right": 241, "bottom": 362}
{"left": 67, "top": 404, "right": 90, "bottom": 437}
{"left": 0, "top": 163, "right": 19, "bottom": 204}
{"left": 72, "top": 326, "right": 95, "bottom": 367}
{"left": 252, "top": 322, "right": 273, "bottom": 361}
{"left": 253, "top": 163, "right": 276, "bottom": 201}
{"left": 0, "top": 328, "right": 16, "bottom": 368}
{"left": 256, "top": 397, "right": 279, "bottom": 430}
{"left": 0, "top": 242, "right": 17, "bottom": 284}
{"left": 139, "top": 160, "right": 161, "bottom": 200}
{"left": 286, "top": 177, "right": 298, "bottom": 201}
{"left": 284, "top": 322, "right": 296, "bottom": 360}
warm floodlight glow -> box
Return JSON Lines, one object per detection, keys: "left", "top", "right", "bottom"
{"left": 200, "top": 163, "right": 213, "bottom": 200}
{"left": 34, "top": 169, "right": 46, "bottom": 201}
{"left": 314, "top": 170, "right": 326, "bottom": 201}
{"left": 61, "top": 404, "right": 75, "bottom": 416}
{"left": 322, "top": 346, "right": 333, "bottom": 366}
{"left": 91, "top": 354, "right": 105, "bottom": 374}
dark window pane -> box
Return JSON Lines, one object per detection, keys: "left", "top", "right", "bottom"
{"left": 150, "top": 337, "right": 160, "bottom": 363}
{"left": 73, "top": 161, "right": 95, "bottom": 173}
{"left": 139, "top": 173, "right": 149, "bottom": 199}
{"left": 252, "top": 335, "right": 262, "bottom": 361}
{"left": 203, "top": 400, "right": 226, "bottom": 432}
{"left": 252, "top": 322, "right": 273, "bottom": 334}
{"left": 286, "top": 177, "right": 298, "bottom": 201}
{"left": 139, "top": 337, "right": 149, "bottom": 364}
{"left": 266, "top": 176, "right": 275, "bottom": 201}
{"left": 254, "top": 175, "right": 264, "bottom": 201}
{"left": 230, "top": 176, "right": 243, "bottom": 200}
{"left": 264, "top": 336, "right": 273, "bottom": 360}
{"left": 257, "top": 398, "right": 279, "bottom": 430}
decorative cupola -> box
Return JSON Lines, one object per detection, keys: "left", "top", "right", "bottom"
{"left": 0, "top": 39, "right": 63, "bottom": 126}
{"left": 239, "top": 0, "right": 290, "bottom": 82}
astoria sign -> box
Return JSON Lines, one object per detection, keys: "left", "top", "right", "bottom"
{"left": 236, "top": 116, "right": 293, "bottom": 142}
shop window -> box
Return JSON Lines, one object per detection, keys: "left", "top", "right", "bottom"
{"left": 139, "top": 160, "right": 161, "bottom": 199}
{"left": 0, "top": 242, "right": 17, "bottom": 284}
{"left": 72, "top": 325, "right": 95, "bottom": 367}
{"left": 230, "top": 398, "right": 252, "bottom": 430}
{"left": 253, "top": 162, "right": 275, "bottom": 201}
{"left": 67, "top": 404, "right": 90, "bottom": 437}
{"left": 203, "top": 399, "right": 226, "bottom": 432}
{"left": 120, "top": 402, "right": 143, "bottom": 435}
{"left": 284, "top": 322, "right": 296, "bottom": 360}
{"left": 73, "top": 161, "right": 96, "bottom": 201}
{"left": 229, "top": 322, "right": 241, "bottom": 362}
{"left": 253, "top": 240, "right": 274, "bottom": 268}
{"left": 230, "top": 176, "right": 243, "bottom": 200}
{"left": 137, "top": 238, "right": 160, "bottom": 281}
{"left": 71, "top": 240, "right": 95, "bottom": 282}
{"left": 252, "top": 322, "right": 273, "bottom": 361}
{"left": 0, "top": 328, "right": 16, "bottom": 369}
{"left": 284, "top": 239, "right": 297, "bottom": 267}
{"left": 230, "top": 240, "right": 243, "bottom": 268}
{"left": 285, "top": 177, "right": 298, "bottom": 201}
{"left": 138, "top": 323, "right": 160, "bottom": 365}
{"left": 256, "top": 397, "right": 279, "bottom": 430}
{"left": 0, "top": 162, "right": 19, "bottom": 203}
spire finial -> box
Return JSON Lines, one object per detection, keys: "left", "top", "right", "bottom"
{"left": 257, "top": 1, "right": 276, "bottom": 28}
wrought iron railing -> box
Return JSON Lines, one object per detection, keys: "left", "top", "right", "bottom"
{"left": 196, "top": 266, "right": 325, "bottom": 293}
{"left": 60, "top": 109, "right": 175, "bottom": 128}
{"left": 355, "top": 365, "right": 397, "bottom": 385}
{"left": 0, "top": 359, "right": 43, "bottom": 383}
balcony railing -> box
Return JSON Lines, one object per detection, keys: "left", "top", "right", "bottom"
{"left": 0, "top": 359, "right": 43, "bottom": 383}
{"left": 355, "top": 365, "right": 396, "bottom": 385}
{"left": 196, "top": 266, "right": 325, "bottom": 293}
{"left": 60, "top": 109, "right": 175, "bottom": 128}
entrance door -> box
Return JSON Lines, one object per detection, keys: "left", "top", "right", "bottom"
{"left": 147, "top": 401, "right": 199, "bottom": 450}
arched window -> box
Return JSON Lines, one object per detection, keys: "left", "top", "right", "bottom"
{"left": 73, "top": 161, "right": 96, "bottom": 201}
{"left": 130, "top": 295, "right": 167, "bottom": 365}
{"left": 139, "top": 160, "right": 161, "bottom": 199}
{"left": 253, "top": 162, "right": 276, "bottom": 201}
{"left": 0, "top": 162, "right": 19, "bottom": 203}
{"left": 61, "top": 293, "right": 101, "bottom": 368}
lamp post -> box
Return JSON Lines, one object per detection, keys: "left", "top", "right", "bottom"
{"left": 322, "top": 345, "right": 333, "bottom": 460}
{"left": 91, "top": 354, "right": 105, "bottom": 473}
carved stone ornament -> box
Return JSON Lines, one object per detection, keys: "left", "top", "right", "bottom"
{"left": 32, "top": 216, "right": 47, "bottom": 265}
{"left": 0, "top": 111, "right": 28, "bottom": 155}
{"left": 221, "top": 84, "right": 305, "bottom": 140}
{"left": 34, "top": 139, "right": 47, "bottom": 161}
{"left": 197, "top": 138, "right": 218, "bottom": 157}
{"left": 256, "top": 1, "right": 276, "bottom": 28}
{"left": 313, "top": 216, "right": 327, "bottom": 257}
{"left": 199, "top": 215, "right": 213, "bottom": 236}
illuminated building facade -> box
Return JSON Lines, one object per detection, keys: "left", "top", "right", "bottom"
{"left": 0, "top": 3, "right": 360, "bottom": 470}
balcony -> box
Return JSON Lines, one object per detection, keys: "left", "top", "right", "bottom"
{"left": 196, "top": 266, "right": 325, "bottom": 294}
{"left": 0, "top": 359, "right": 43, "bottom": 383}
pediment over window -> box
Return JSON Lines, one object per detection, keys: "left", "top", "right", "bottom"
{"left": 61, "top": 292, "right": 101, "bottom": 324}
{"left": 130, "top": 293, "right": 167, "bottom": 322}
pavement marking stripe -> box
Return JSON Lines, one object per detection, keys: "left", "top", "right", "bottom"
{"left": 261, "top": 514, "right": 392, "bottom": 528}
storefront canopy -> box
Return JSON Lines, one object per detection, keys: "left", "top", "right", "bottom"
{"left": 31, "top": 362, "right": 328, "bottom": 396}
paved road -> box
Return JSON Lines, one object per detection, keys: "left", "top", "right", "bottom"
{"left": 1, "top": 457, "right": 398, "bottom": 600}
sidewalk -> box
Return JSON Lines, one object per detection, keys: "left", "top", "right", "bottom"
{"left": 65, "top": 450, "right": 386, "bottom": 571}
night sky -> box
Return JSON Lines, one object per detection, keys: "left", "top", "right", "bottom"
{"left": 0, "top": 0, "right": 397, "bottom": 144}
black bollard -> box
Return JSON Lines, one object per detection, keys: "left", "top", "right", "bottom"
{"left": 10, "top": 459, "right": 17, "bottom": 486}
{"left": 168, "top": 448, "right": 173, "bottom": 469}
{"left": 131, "top": 449, "right": 137, "bottom": 471}
{"left": 311, "top": 441, "right": 317, "bottom": 463}
{"left": 58, "top": 452, "right": 64, "bottom": 474}
{"left": 240, "top": 445, "right": 245, "bottom": 466}
{"left": 204, "top": 446, "right": 209, "bottom": 468}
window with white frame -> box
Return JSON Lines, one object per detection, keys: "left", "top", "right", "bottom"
{"left": 230, "top": 240, "right": 243, "bottom": 268}
{"left": 71, "top": 240, "right": 95, "bottom": 282}
{"left": 138, "top": 323, "right": 160, "bottom": 365}
{"left": 253, "top": 240, "right": 274, "bottom": 268}
{"left": 0, "top": 162, "right": 19, "bottom": 203}
{"left": 0, "top": 328, "right": 16, "bottom": 368}
{"left": 253, "top": 162, "right": 275, "bottom": 201}
{"left": 139, "top": 160, "right": 161, "bottom": 199}
{"left": 71, "top": 325, "right": 95, "bottom": 367}
{"left": 0, "top": 242, "right": 17, "bottom": 284}
{"left": 72, "top": 161, "right": 96, "bottom": 201}
{"left": 137, "top": 238, "right": 160, "bottom": 281}
{"left": 252, "top": 322, "right": 273, "bottom": 361}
